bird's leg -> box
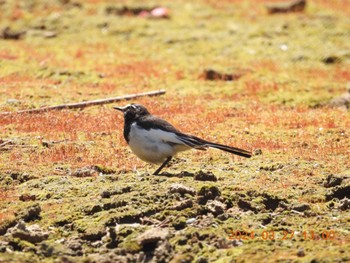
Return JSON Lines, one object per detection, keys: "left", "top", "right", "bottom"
{"left": 153, "top": 156, "right": 172, "bottom": 175}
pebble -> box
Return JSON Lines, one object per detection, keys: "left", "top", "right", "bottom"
{"left": 186, "top": 218, "right": 197, "bottom": 225}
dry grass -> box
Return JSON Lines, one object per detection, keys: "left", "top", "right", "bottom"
{"left": 0, "top": 0, "right": 349, "bottom": 261}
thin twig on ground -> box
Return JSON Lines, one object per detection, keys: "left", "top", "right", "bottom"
{"left": 0, "top": 89, "right": 166, "bottom": 115}
{"left": 0, "top": 140, "right": 13, "bottom": 148}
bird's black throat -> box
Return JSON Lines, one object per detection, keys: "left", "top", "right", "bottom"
{"left": 123, "top": 118, "right": 133, "bottom": 143}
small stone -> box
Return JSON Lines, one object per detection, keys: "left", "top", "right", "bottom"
{"left": 0, "top": 241, "right": 7, "bottom": 252}
{"left": 254, "top": 149, "right": 263, "bottom": 155}
{"left": 326, "top": 185, "right": 350, "bottom": 201}
{"left": 322, "top": 55, "right": 341, "bottom": 64}
{"left": 137, "top": 228, "right": 169, "bottom": 246}
{"left": 19, "top": 194, "right": 36, "bottom": 202}
{"left": 217, "top": 213, "right": 228, "bottom": 221}
{"left": 297, "top": 248, "right": 305, "bottom": 257}
{"left": 338, "top": 198, "right": 350, "bottom": 211}
{"left": 232, "top": 239, "right": 243, "bottom": 246}
{"left": 329, "top": 87, "right": 350, "bottom": 110}
{"left": 150, "top": 7, "right": 170, "bottom": 19}
{"left": 197, "top": 186, "right": 221, "bottom": 205}
{"left": 0, "top": 26, "right": 25, "bottom": 40}
{"left": 177, "top": 237, "right": 187, "bottom": 245}
{"left": 196, "top": 257, "right": 208, "bottom": 263}
{"left": 215, "top": 238, "right": 233, "bottom": 249}
{"left": 237, "top": 199, "right": 256, "bottom": 212}
{"left": 91, "top": 240, "right": 103, "bottom": 248}
{"left": 92, "top": 165, "right": 116, "bottom": 175}
{"left": 186, "top": 218, "right": 197, "bottom": 225}
{"left": 70, "top": 167, "right": 96, "bottom": 177}
{"left": 266, "top": 0, "right": 306, "bottom": 14}
{"left": 15, "top": 203, "right": 41, "bottom": 222}
{"left": 168, "top": 183, "right": 196, "bottom": 196}
{"left": 6, "top": 99, "right": 21, "bottom": 104}
{"left": 153, "top": 240, "right": 173, "bottom": 263}
{"left": 6, "top": 220, "right": 49, "bottom": 243}
{"left": 194, "top": 171, "right": 217, "bottom": 182}
{"left": 324, "top": 174, "right": 343, "bottom": 188}
{"left": 205, "top": 200, "right": 226, "bottom": 216}
{"left": 291, "top": 203, "right": 310, "bottom": 212}
{"left": 43, "top": 31, "right": 57, "bottom": 38}
{"left": 66, "top": 236, "right": 83, "bottom": 252}
{"left": 200, "top": 68, "right": 243, "bottom": 81}
{"left": 101, "top": 191, "right": 112, "bottom": 198}
{"left": 55, "top": 238, "right": 65, "bottom": 244}
{"left": 171, "top": 199, "right": 193, "bottom": 211}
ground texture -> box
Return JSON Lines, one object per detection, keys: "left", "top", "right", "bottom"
{"left": 0, "top": 0, "right": 350, "bottom": 262}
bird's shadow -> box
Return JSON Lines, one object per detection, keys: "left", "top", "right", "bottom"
{"left": 156, "top": 171, "right": 195, "bottom": 178}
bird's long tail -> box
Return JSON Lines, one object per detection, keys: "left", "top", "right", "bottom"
{"left": 176, "top": 133, "right": 252, "bottom": 158}
{"left": 204, "top": 142, "right": 252, "bottom": 158}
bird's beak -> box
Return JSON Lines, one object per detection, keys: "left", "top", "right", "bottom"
{"left": 113, "top": 106, "right": 126, "bottom": 112}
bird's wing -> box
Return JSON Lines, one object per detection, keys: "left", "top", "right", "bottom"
{"left": 137, "top": 115, "right": 180, "bottom": 133}
{"left": 137, "top": 115, "right": 251, "bottom": 157}
{"left": 136, "top": 115, "right": 188, "bottom": 145}
{"left": 136, "top": 115, "right": 204, "bottom": 150}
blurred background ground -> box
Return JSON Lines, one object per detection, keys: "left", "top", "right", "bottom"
{"left": 0, "top": 0, "right": 349, "bottom": 262}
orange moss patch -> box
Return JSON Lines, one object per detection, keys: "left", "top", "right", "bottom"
{"left": 205, "top": 0, "right": 350, "bottom": 16}
{"left": 299, "top": 67, "right": 350, "bottom": 83}
{"left": 334, "top": 67, "right": 350, "bottom": 82}
{"left": 313, "top": 0, "right": 350, "bottom": 14}
{"left": 0, "top": 51, "right": 18, "bottom": 60}
{"left": 0, "top": 73, "right": 46, "bottom": 84}
{"left": 0, "top": 211, "right": 16, "bottom": 224}
{"left": 28, "top": 144, "right": 132, "bottom": 170}
{"left": 252, "top": 60, "right": 280, "bottom": 73}
{"left": 95, "top": 60, "right": 170, "bottom": 81}
{"left": 0, "top": 109, "right": 118, "bottom": 134}
{"left": 1, "top": 93, "right": 349, "bottom": 173}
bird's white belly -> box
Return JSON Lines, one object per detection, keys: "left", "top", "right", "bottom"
{"left": 128, "top": 123, "right": 190, "bottom": 164}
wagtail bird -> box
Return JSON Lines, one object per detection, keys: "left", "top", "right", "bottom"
{"left": 114, "top": 104, "right": 252, "bottom": 175}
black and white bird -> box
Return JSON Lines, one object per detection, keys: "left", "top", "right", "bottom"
{"left": 114, "top": 104, "right": 252, "bottom": 175}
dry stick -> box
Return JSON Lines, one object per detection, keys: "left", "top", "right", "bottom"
{"left": 0, "top": 90, "right": 166, "bottom": 115}
{"left": 0, "top": 140, "right": 13, "bottom": 148}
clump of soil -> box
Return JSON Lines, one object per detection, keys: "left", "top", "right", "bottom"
{"left": 326, "top": 185, "right": 350, "bottom": 201}
{"left": 168, "top": 183, "right": 196, "bottom": 196}
{"left": 6, "top": 221, "right": 49, "bottom": 243}
{"left": 200, "top": 69, "right": 242, "bottom": 81}
{"left": 194, "top": 171, "right": 217, "bottom": 182}
{"left": 323, "top": 174, "right": 343, "bottom": 188}
{"left": 15, "top": 204, "right": 41, "bottom": 222}
{"left": 105, "top": 6, "right": 169, "bottom": 19}
{"left": 0, "top": 26, "right": 26, "bottom": 40}
{"left": 266, "top": 0, "right": 306, "bottom": 14}
{"left": 197, "top": 185, "right": 221, "bottom": 205}
{"left": 329, "top": 87, "right": 350, "bottom": 110}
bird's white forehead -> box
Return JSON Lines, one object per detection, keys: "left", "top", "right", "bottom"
{"left": 126, "top": 104, "right": 137, "bottom": 109}
{"left": 121, "top": 104, "right": 137, "bottom": 110}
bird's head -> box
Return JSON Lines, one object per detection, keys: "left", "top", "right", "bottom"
{"left": 113, "top": 103, "right": 150, "bottom": 120}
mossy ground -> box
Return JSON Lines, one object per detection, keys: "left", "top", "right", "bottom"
{"left": 0, "top": 0, "right": 349, "bottom": 262}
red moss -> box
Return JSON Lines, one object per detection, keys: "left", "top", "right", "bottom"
{"left": 95, "top": 60, "right": 168, "bottom": 82}
{"left": 334, "top": 68, "right": 350, "bottom": 82}
{"left": 314, "top": 0, "right": 350, "bottom": 14}
{"left": 0, "top": 51, "right": 17, "bottom": 60}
